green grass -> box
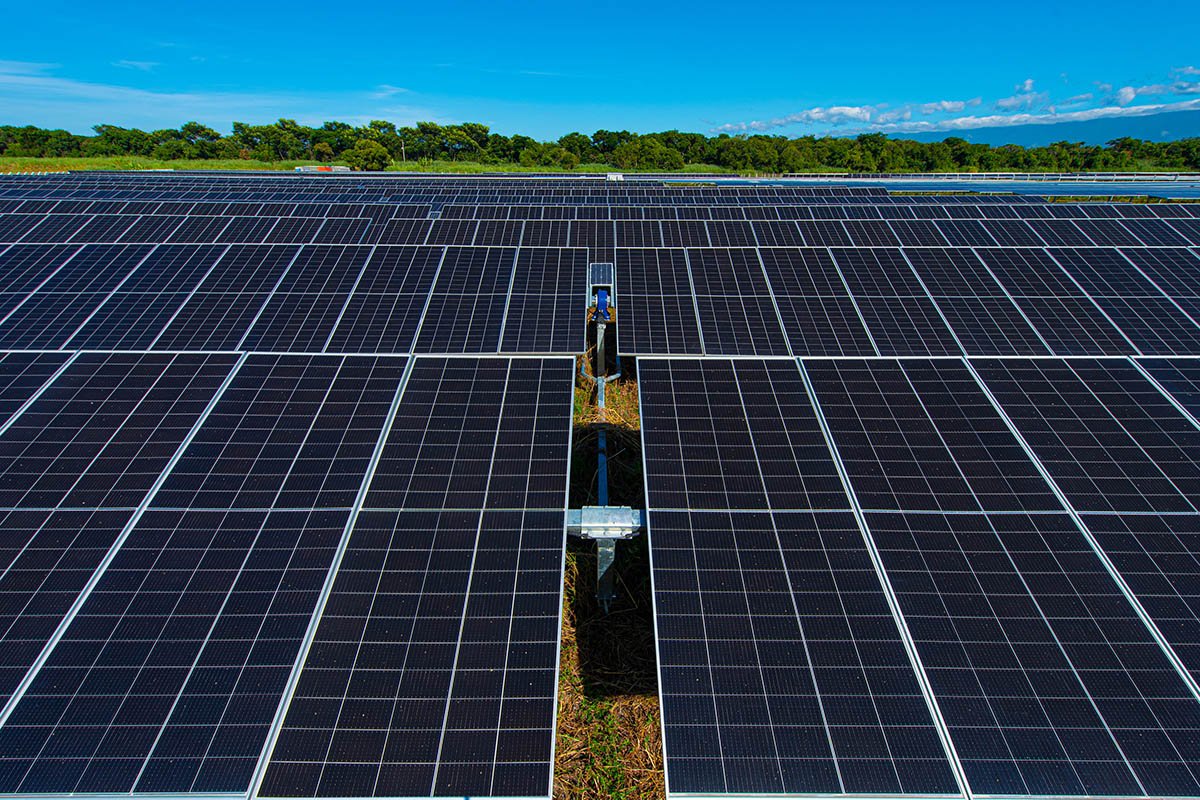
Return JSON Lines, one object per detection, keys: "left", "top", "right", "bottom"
{"left": 0, "top": 156, "right": 336, "bottom": 173}
{"left": 0, "top": 155, "right": 734, "bottom": 175}
{"left": 3, "top": 155, "right": 1198, "bottom": 175}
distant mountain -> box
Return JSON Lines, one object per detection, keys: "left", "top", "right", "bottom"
{"left": 903, "top": 110, "right": 1200, "bottom": 146}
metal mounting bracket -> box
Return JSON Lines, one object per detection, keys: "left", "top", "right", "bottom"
{"left": 567, "top": 506, "right": 643, "bottom": 613}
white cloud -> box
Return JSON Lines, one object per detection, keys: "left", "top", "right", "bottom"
{"left": 112, "top": 60, "right": 158, "bottom": 72}
{"left": 714, "top": 104, "right": 878, "bottom": 133}
{"left": 877, "top": 108, "right": 911, "bottom": 123}
{"left": 995, "top": 90, "right": 1049, "bottom": 111}
{"left": 1018, "top": 78, "right": 1035, "bottom": 92}
{"left": 369, "top": 83, "right": 409, "bottom": 99}
{"left": 1173, "top": 81, "right": 1200, "bottom": 95}
{"left": 848, "top": 98, "right": 1200, "bottom": 135}
{"left": 1175, "top": 66, "right": 1200, "bottom": 76}
{"left": 0, "top": 60, "right": 56, "bottom": 76}
{"left": 919, "top": 100, "right": 965, "bottom": 114}
{"left": 0, "top": 63, "right": 440, "bottom": 133}
{"left": 1114, "top": 83, "right": 1174, "bottom": 105}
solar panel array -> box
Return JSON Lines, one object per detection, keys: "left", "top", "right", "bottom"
{"left": 0, "top": 171, "right": 1198, "bottom": 800}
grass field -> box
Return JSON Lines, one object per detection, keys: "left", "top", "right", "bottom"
{"left": 0, "top": 156, "right": 733, "bottom": 175}
{"left": 3, "top": 156, "right": 1196, "bottom": 176}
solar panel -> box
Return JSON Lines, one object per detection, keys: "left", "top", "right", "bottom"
{"left": 616, "top": 248, "right": 703, "bottom": 355}
{"left": 830, "top": 249, "right": 961, "bottom": 355}
{"left": 240, "top": 246, "right": 373, "bottom": 353}
{"left": 638, "top": 358, "right": 960, "bottom": 796}
{"left": 686, "top": 248, "right": 789, "bottom": 356}
{"left": 413, "top": 247, "right": 514, "bottom": 354}
{"left": 500, "top": 248, "right": 586, "bottom": 353}
{"left": 973, "top": 358, "right": 1200, "bottom": 513}
{"left": 259, "top": 356, "right": 572, "bottom": 798}
{"left": 325, "top": 246, "right": 443, "bottom": 354}
{"left": 0, "top": 354, "right": 408, "bottom": 794}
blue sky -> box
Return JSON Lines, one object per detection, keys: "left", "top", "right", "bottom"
{"left": 3, "top": 0, "right": 1199, "bottom": 143}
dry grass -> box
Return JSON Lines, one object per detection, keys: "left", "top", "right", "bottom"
{"left": 556, "top": 355, "right": 665, "bottom": 799}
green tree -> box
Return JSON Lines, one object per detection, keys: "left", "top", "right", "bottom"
{"left": 343, "top": 139, "right": 392, "bottom": 171}
{"left": 518, "top": 143, "right": 579, "bottom": 169}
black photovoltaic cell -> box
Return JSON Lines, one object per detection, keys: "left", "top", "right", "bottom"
{"left": 363, "top": 358, "right": 570, "bottom": 512}
{"left": 17, "top": 214, "right": 93, "bottom": 244}
{"left": 0, "top": 244, "right": 152, "bottom": 349}
{"left": 569, "top": 220, "right": 614, "bottom": 263}
{"left": 476, "top": 220, "right": 524, "bottom": 247}
{"left": 153, "top": 355, "right": 407, "bottom": 511}
{"left": 426, "top": 219, "right": 478, "bottom": 246}
{"left": 150, "top": 245, "right": 300, "bottom": 350}
{"left": 215, "top": 215, "right": 280, "bottom": 244}
{"left": 650, "top": 509, "right": 959, "bottom": 796}
{"left": 797, "top": 220, "right": 853, "bottom": 247}
{"left": 638, "top": 358, "right": 959, "bottom": 796}
{"left": 1120, "top": 248, "right": 1200, "bottom": 298}
{"left": 0, "top": 215, "right": 45, "bottom": 244}
{"left": 797, "top": 357, "right": 1200, "bottom": 797}
{"left": 974, "top": 248, "right": 1135, "bottom": 355}
{"left": 500, "top": 248, "right": 584, "bottom": 353}
{"left": 0, "top": 355, "right": 408, "bottom": 795}
{"left": 758, "top": 248, "right": 876, "bottom": 356}
{"left": 266, "top": 217, "right": 324, "bottom": 244}
{"left": 1083, "top": 513, "right": 1200, "bottom": 680}
{"left": 687, "top": 248, "right": 789, "bottom": 356}
{"left": 0, "top": 351, "right": 70, "bottom": 425}
{"left": 0, "top": 508, "right": 134, "bottom": 706}
{"left": 0, "top": 353, "right": 236, "bottom": 719}
{"left": 1048, "top": 248, "right": 1200, "bottom": 355}
{"left": 638, "top": 359, "right": 846, "bottom": 511}
{"left": 313, "top": 217, "right": 372, "bottom": 245}
{"left": 804, "top": 359, "right": 1061, "bottom": 513}
{"left": 974, "top": 358, "right": 1200, "bottom": 513}
{"left": 830, "top": 249, "right": 961, "bottom": 355}
{"left": 241, "top": 246, "right": 373, "bottom": 353}
{"left": 261, "top": 357, "right": 572, "bottom": 799}
{"left": 65, "top": 245, "right": 229, "bottom": 349}
{"left": 165, "top": 215, "right": 232, "bottom": 244}
{"left": 1121, "top": 219, "right": 1192, "bottom": 246}
{"left": 414, "top": 247, "right": 514, "bottom": 354}
{"left": 194, "top": 244, "right": 300, "bottom": 293}
{"left": 868, "top": 510, "right": 1200, "bottom": 798}
{"left": 326, "top": 246, "right": 442, "bottom": 354}
{"left": 904, "top": 249, "right": 1049, "bottom": 355}
{"left": 151, "top": 291, "right": 271, "bottom": 351}
{"left": 0, "top": 244, "right": 80, "bottom": 295}
{"left": 116, "top": 215, "right": 185, "bottom": 243}
{"left": 0, "top": 352, "right": 238, "bottom": 508}
{"left": 1139, "top": 357, "right": 1200, "bottom": 418}
{"left": 935, "top": 220, "right": 998, "bottom": 247}
{"left": 615, "top": 248, "right": 702, "bottom": 355}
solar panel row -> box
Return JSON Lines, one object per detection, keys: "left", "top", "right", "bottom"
{"left": 0, "top": 244, "right": 584, "bottom": 354}
{"left": 0, "top": 353, "right": 573, "bottom": 799}
{"left": 620, "top": 247, "right": 1200, "bottom": 356}
{"left": 640, "top": 355, "right": 1200, "bottom": 798}
{"left": 0, "top": 172, "right": 1199, "bottom": 800}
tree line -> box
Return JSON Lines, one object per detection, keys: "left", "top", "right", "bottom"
{"left": 2, "top": 119, "right": 1199, "bottom": 172}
